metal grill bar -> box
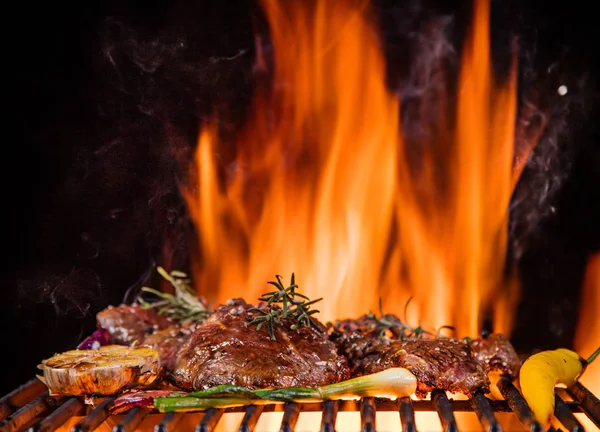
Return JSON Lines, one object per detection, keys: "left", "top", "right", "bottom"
{"left": 30, "top": 398, "right": 85, "bottom": 432}
{"left": 568, "top": 382, "right": 600, "bottom": 428}
{"left": 72, "top": 396, "right": 115, "bottom": 432}
{"left": 279, "top": 403, "right": 300, "bottom": 432}
{"left": 554, "top": 395, "right": 584, "bottom": 432}
{"left": 360, "top": 398, "right": 376, "bottom": 432}
{"left": 238, "top": 405, "right": 264, "bottom": 432}
{"left": 0, "top": 380, "right": 47, "bottom": 422}
{"left": 470, "top": 391, "right": 500, "bottom": 432}
{"left": 431, "top": 390, "right": 458, "bottom": 432}
{"left": 0, "top": 392, "right": 63, "bottom": 432}
{"left": 320, "top": 400, "right": 338, "bottom": 432}
{"left": 497, "top": 376, "right": 542, "bottom": 432}
{"left": 398, "top": 397, "right": 416, "bottom": 432}
{"left": 195, "top": 408, "right": 223, "bottom": 432}
{"left": 113, "top": 407, "right": 149, "bottom": 432}
{"left": 155, "top": 412, "right": 184, "bottom": 432}
{"left": 1, "top": 380, "right": 598, "bottom": 432}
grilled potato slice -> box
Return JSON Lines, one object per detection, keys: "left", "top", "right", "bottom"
{"left": 41, "top": 345, "right": 161, "bottom": 396}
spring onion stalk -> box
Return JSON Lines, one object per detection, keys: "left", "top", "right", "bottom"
{"left": 154, "top": 397, "right": 286, "bottom": 412}
{"left": 155, "top": 368, "right": 417, "bottom": 413}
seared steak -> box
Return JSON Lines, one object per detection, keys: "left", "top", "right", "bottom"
{"left": 366, "top": 338, "right": 490, "bottom": 397}
{"left": 171, "top": 299, "right": 351, "bottom": 390}
{"left": 330, "top": 317, "right": 491, "bottom": 397}
{"left": 471, "top": 333, "right": 521, "bottom": 379}
{"left": 97, "top": 305, "right": 174, "bottom": 345}
{"left": 140, "top": 321, "right": 201, "bottom": 371}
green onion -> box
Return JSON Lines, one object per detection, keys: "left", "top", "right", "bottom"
{"left": 155, "top": 368, "right": 417, "bottom": 412}
{"left": 318, "top": 368, "right": 417, "bottom": 399}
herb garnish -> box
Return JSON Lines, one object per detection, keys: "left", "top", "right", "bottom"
{"left": 248, "top": 273, "right": 323, "bottom": 340}
{"left": 365, "top": 297, "right": 455, "bottom": 340}
{"left": 136, "top": 266, "right": 210, "bottom": 323}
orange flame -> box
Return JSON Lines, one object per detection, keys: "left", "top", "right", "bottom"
{"left": 184, "top": 0, "right": 534, "bottom": 338}
{"left": 574, "top": 252, "right": 600, "bottom": 394}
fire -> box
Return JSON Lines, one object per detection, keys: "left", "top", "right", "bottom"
{"left": 574, "top": 252, "right": 600, "bottom": 394}
{"left": 184, "top": 0, "right": 534, "bottom": 338}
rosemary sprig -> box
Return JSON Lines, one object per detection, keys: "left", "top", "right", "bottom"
{"left": 248, "top": 273, "right": 323, "bottom": 340}
{"left": 365, "top": 297, "right": 455, "bottom": 340}
{"left": 136, "top": 266, "right": 210, "bottom": 323}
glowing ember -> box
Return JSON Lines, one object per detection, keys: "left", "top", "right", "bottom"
{"left": 184, "top": 0, "right": 535, "bottom": 339}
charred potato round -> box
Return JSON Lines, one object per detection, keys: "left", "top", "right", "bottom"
{"left": 41, "top": 345, "right": 161, "bottom": 396}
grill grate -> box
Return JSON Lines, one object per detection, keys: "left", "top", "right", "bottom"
{"left": 1, "top": 377, "right": 599, "bottom": 432}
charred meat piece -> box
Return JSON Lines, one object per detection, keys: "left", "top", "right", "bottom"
{"left": 141, "top": 322, "right": 201, "bottom": 371}
{"left": 172, "top": 299, "right": 351, "bottom": 390}
{"left": 97, "top": 305, "right": 174, "bottom": 345}
{"left": 329, "top": 324, "right": 387, "bottom": 368}
{"left": 334, "top": 313, "right": 405, "bottom": 338}
{"left": 471, "top": 333, "right": 521, "bottom": 379}
{"left": 330, "top": 318, "right": 490, "bottom": 397}
{"left": 364, "top": 338, "right": 491, "bottom": 397}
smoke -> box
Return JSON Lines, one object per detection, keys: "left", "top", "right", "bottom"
{"left": 13, "top": 0, "right": 594, "bottom": 321}
{"left": 509, "top": 51, "right": 591, "bottom": 262}
{"left": 9, "top": 2, "right": 256, "bottom": 324}
{"left": 375, "top": 0, "right": 592, "bottom": 264}
{"left": 16, "top": 268, "right": 103, "bottom": 319}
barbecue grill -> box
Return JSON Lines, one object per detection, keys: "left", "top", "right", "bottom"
{"left": 1, "top": 376, "right": 598, "bottom": 432}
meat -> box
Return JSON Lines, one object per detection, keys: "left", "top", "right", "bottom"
{"left": 97, "top": 305, "right": 174, "bottom": 345}
{"left": 329, "top": 317, "right": 491, "bottom": 397}
{"left": 471, "top": 333, "right": 521, "bottom": 379}
{"left": 94, "top": 299, "right": 518, "bottom": 400}
{"left": 141, "top": 322, "right": 200, "bottom": 371}
{"left": 171, "top": 299, "right": 351, "bottom": 391}
{"left": 333, "top": 332, "right": 490, "bottom": 397}
{"left": 367, "top": 338, "right": 490, "bottom": 397}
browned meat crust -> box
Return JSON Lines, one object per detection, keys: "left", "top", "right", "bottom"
{"left": 97, "top": 305, "right": 174, "bottom": 345}
{"left": 171, "top": 299, "right": 351, "bottom": 390}
{"left": 366, "top": 338, "right": 490, "bottom": 397}
{"left": 329, "top": 317, "right": 491, "bottom": 397}
{"left": 471, "top": 333, "right": 521, "bottom": 379}
{"left": 141, "top": 322, "right": 201, "bottom": 371}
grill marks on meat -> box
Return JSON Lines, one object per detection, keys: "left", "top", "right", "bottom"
{"left": 141, "top": 322, "right": 200, "bottom": 371}
{"left": 370, "top": 338, "right": 490, "bottom": 397}
{"left": 172, "top": 299, "right": 351, "bottom": 391}
{"left": 97, "top": 305, "right": 174, "bottom": 345}
{"left": 471, "top": 333, "right": 521, "bottom": 379}
{"left": 332, "top": 328, "right": 490, "bottom": 397}
{"left": 329, "top": 317, "right": 524, "bottom": 397}
{"left": 95, "top": 302, "right": 519, "bottom": 399}
{"left": 96, "top": 306, "right": 202, "bottom": 373}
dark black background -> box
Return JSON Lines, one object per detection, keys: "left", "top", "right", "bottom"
{"left": 2, "top": 0, "right": 599, "bottom": 397}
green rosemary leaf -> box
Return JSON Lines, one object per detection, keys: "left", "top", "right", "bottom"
{"left": 135, "top": 266, "right": 210, "bottom": 324}
{"left": 364, "top": 297, "right": 451, "bottom": 341}
{"left": 248, "top": 273, "right": 323, "bottom": 340}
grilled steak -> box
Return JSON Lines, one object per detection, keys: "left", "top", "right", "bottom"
{"left": 367, "top": 338, "right": 490, "bottom": 397}
{"left": 471, "top": 333, "right": 521, "bottom": 379}
{"left": 330, "top": 317, "right": 491, "bottom": 397}
{"left": 141, "top": 322, "right": 200, "bottom": 371}
{"left": 171, "top": 299, "right": 351, "bottom": 390}
{"left": 97, "top": 305, "right": 174, "bottom": 345}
